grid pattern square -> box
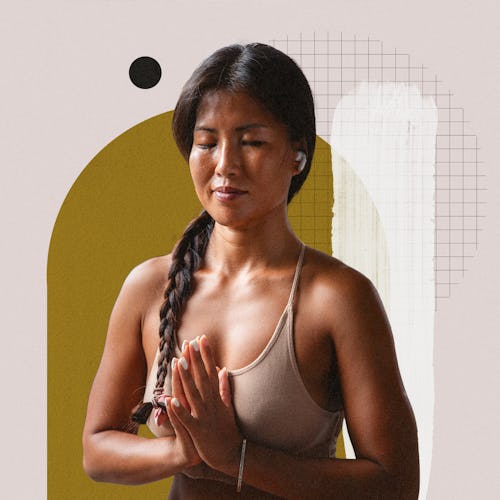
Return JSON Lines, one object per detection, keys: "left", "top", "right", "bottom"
{"left": 270, "top": 33, "right": 484, "bottom": 304}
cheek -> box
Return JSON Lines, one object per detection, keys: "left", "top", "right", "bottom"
{"left": 189, "top": 162, "right": 211, "bottom": 196}
{"left": 266, "top": 155, "right": 294, "bottom": 186}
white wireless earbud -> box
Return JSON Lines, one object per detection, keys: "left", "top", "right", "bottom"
{"left": 295, "top": 151, "right": 307, "bottom": 173}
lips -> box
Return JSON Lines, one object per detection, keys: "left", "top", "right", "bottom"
{"left": 212, "top": 185, "right": 247, "bottom": 201}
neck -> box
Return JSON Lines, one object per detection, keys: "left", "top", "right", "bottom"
{"left": 204, "top": 209, "right": 301, "bottom": 276}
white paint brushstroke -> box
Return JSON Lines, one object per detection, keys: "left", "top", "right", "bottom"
{"left": 330, "top": 82, "right": 437, "bottom": 499}
{"left": 333, "top": 159, "right": 391, "bottom": 462}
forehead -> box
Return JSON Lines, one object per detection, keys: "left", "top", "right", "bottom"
{"left": 195, "top": 90, "right": 284, "bottom": 130}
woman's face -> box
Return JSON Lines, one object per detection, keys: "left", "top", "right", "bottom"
{"left": 189, "top": 90, "right": 301, "bottom": 229}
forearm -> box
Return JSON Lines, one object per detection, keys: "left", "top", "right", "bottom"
{"left": 219, "top": 441, "right": 418, "bottom": 500}
{"left": 83, "top": 430, "right": 188, "bottom": 485}
{"left": 184, "top": 463, "right": 235, "bottom": 484}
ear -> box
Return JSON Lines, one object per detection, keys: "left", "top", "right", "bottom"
{"left": 293, "top": 150, "right": 307, "bottom": 175}
{"left": 291, "top": 139, "right": 308, "bottom": 176}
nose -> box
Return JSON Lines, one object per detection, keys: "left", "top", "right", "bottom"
{"left": 214, "top": 141, "right": 240, "bottom": 177}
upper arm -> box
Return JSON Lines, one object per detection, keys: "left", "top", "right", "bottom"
{"left": 327, "top": 268, "right": 419, "bottom": 490}
{"left": 83, "top": 262, "right": 158, "bottom": 440}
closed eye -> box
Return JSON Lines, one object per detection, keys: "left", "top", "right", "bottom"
{"left": 197, "top": 143, "right": 216, "bottom": 150}
{"left": 242, "top": 140, "right": 265, "bottom": 147}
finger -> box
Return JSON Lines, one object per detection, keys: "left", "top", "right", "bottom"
{"left": 188, "top": 337, "right": 213, "bottom": 400}
{"left": 181, "top": 340, "right": 191, "bottom": 366}
{"left": 171, "top": 358, "right": 191, "bottom": 412}
{"left": 181, "top": 340, "right": 194, "bottom": 371}
{"left": 218, "top": 367, "right": 232, "bottom": 407}
{"left": 168, "top": 395, "right": 198, "bottom": 433}
{"left": 177, "top": 356, "right": 204, "bottom": 416}
{"left": 199, "top": 335, "right": 220, "bottom": 393}
{"left": 166, "top": 397, "right": 194, "bottom": 438}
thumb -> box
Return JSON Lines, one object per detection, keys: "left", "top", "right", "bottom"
{"left": 166, "top": 397, "right": 189, "bottom": 439}
{"left": 218, "top": 367, "right": 232, "bottom": 407}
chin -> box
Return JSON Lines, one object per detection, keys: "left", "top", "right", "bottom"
{"left": 208, "top": 208, "right": 257, "bottom": 230}
{"left": 204, "top": 199, "right": 286, "bottom": 231}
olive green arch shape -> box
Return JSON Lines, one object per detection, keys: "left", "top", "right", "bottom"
{"left": 47, "top": 111, "right": 341, "bottom": 499}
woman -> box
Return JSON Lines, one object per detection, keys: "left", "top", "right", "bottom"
{"left": 83, "top": 43, "right": 419, "bottom": 499}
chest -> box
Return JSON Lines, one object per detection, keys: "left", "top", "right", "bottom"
{"left": 142, "top": 269, "right": 336, "bottom": 410}
{"left": 180, "top": 276, "right": 296, "bottom": 369}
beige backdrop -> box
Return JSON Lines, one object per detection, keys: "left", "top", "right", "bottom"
{"left": 1, "top": 1, "right": 499, "bottom": 499}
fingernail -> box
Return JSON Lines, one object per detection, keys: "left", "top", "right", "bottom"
{"left": 172, "top": 398, "right": 180, "bottom": 408}
{"left": 200, "top": 335, "right": 208, "bottom": 345}
{"left": 180, "top": 357, "right": 188, "bottom": 370}
{"left": 191, "top": 339, "right": 199, "bottom": 352}
{"left": 182, "top": 340, "right": 188, "bottom": 352}
{"left": 171, "top": 358, "right": 177, "bottom": 369}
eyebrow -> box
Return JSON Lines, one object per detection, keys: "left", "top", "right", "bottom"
{"left": 194, "top": 123, "right": 270, "bottom": 133}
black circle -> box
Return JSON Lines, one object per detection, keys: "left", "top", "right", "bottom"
{"left": 129, "top": 57, "right": 162, "bottom": 89}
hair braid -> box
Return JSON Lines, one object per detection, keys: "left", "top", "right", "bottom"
{"left": 131, "top": 210, "right": 214, "bottom": 423}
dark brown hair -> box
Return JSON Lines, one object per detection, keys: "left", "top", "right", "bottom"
{"left": 132, "top": 43, "right": 316, "bottom": 424}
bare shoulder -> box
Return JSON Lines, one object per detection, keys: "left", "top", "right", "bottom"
{"left": 115, "top": 254, "right": 172, "bottom": 319}
{"left": 303, "top": 247, "right": 386, "bottom": 338}
{"left": 305, "top": 247, "right": 377, "bottom": 303}
{"left": 100, "top": 253, "right": 173, "bottom": 363}
{"left": 123, "top": 254, "right": 172, "bottom": 294}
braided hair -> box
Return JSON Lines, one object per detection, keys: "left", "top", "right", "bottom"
{"left": 132, "top": 43, "right": 316, "bottom": 424}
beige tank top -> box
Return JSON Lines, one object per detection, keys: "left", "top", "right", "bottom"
{"left": 143, "top": 244, "right": 344, "bottom": 458}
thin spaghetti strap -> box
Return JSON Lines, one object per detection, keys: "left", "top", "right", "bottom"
{"left": 288, "top": 243, "right": 306, "bottom": 306}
